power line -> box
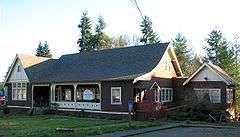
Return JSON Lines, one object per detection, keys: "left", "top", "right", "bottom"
{"left": 130, "top": 0, "right": 144, "bottom": 20}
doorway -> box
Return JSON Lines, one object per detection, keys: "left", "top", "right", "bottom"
{"left": 33, "top": 86, "right": 50, "bottom": 107}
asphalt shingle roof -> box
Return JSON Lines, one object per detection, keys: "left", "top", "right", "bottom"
{"left": 25, "top": 43, "right": 170, "bottom": 83}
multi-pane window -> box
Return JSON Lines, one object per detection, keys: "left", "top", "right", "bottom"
{"left": 155, "top": 88, "right": 173, "bottom": 102}
{"left": 12, "top": 83, "right": 27, "bottom": 100}
{"left": 226, "top": 88, "right": 233, "bottom": 103}
{"left": 194, "top": 88, "right": 221, "bottom": 103}
{"left": 111, "top": 87, "right": 121, "bottom": 104}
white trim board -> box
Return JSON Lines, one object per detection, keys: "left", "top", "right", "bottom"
{"left": 7, "top": 105, "right": 31, "bottom": 109}
{"left": 57, "top": 109, "right": 129, "bottom": 115}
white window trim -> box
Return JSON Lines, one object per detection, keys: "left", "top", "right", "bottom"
{"left": 226, "top": 88, "right": 233, "bottom": 104}
{"left": 12, "top": 82, "right": 27, "bottom": 101}
{"left": 111, "top": 87, "right": 122, "bottom": 105}
{"left": 155, "top": 88, "right": 173, "bottom": 103}
{"left": 161, "top": 88, "right": 173, "bottom": 103}
{"left": 193, "top": 88, "right": 221, "bottom": 103}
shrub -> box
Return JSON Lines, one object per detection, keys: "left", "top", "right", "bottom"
{"left": 1, "top": 105, "right": 10, "bottom": 114}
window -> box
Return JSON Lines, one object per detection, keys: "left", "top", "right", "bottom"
{"left": 226, "top": 88, "right": 233, "bottom": 103}
{"left": 194, "top": 88, "right": 221, "bottom": 103}
{"left": 155, "top": 88, "right": 173, "bottom": 102}
{"left": 111, "top": 87, "right": 121, "bottom": 104}
{"left": 17, "top": 65, "right": 21, "bottom": 72}
{"left": 12, "top": 82, "right": 27, "bottom": 100}
{"left": 164, "top": 61, "right": 171, "bottom": 72}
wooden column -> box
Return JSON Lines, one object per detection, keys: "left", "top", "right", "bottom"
{"left": 74, "top": 84, "right": 77, "bottom": 109}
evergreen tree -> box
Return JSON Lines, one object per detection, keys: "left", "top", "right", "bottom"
{"left": 172, "top": 33, "right": 192, "bottom": 75}
{"left": 204, "top": 29, "right": 235, "bottom": 76}
{"left": 42, "top": 41, "right": 52, "bottom": 58}
{"left": 77, "top": 11, "right": 93, "bottom": 52}
{"left": 140, "top": 16, "right": 160, "bottom": 44}
{"left": 93, "top": 16, "right": 112, "bottom": 50}
{"left": 36, "top": 41, "right": 44, "bottom": 57}
{"left": 36, "top": 41, "right": 52, "bottom": 58}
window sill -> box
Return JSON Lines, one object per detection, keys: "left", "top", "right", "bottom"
{"left": 111, "top": 103, "right": 122, "bottom": 105}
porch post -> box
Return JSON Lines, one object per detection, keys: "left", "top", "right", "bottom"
{"left": 31, "top": 85, "right": 34, "bottom": 108}
{"left": 50, "top": 84, "right": 54, "bottom": 103}
{"left": 74, "top": 84, "right": 77, "bottom": 109}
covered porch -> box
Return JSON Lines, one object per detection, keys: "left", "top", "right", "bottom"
{"left": 50, "top": 83, "right": 101, "bottom": 110}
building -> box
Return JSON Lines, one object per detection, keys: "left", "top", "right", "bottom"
{"left": 3, "top": 43, "right": 237, "bottom": 118}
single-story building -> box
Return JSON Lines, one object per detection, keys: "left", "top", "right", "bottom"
{"left": 3, "top": 43, "right": 237, "bottom": 118}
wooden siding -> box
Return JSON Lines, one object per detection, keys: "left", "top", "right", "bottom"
{"left": 101, "top": 81, "right": 134, "bottom": 112}
{"left": 184, "top": 81, "right": 228, "bottom": 110}
{"left": 152, "top": 50, "right": 177, "bottom": 78}
{"left": 191, "top": 66, "right": 223, "bottom": 82}
{"left": 8, "top": 59, "right": 29, "bottom": 83}
{"left": 133, "top": 48, "right": 178, "bottom": 83}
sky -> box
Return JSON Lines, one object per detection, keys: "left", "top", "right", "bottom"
{"left": 1, "top": 0, "right": 240, "bottom": 81}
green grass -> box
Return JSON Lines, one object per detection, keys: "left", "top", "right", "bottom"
{"left": 0, "top": 114, "right": 163, "bottom": 137}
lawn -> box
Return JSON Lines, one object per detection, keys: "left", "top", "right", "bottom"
{"left": 0, "top": 114, "right": 163, "bottom": 137}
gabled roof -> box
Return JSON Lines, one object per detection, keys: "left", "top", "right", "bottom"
{"left": 183, "top": 63, "right": 236, "bottom": 86}
{"left": 4, "top": 54, "right": 50, "bottom": 84}
{"left": 25, "top": 43, "right": 171, "bottom": 83}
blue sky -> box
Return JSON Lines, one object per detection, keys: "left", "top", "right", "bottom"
{"left": 1, "top": 0, "right": 240, "bottom": 81}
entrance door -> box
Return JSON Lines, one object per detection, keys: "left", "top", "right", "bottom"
{"left": 33, "top": 86, "right": 50, "bottom": 107}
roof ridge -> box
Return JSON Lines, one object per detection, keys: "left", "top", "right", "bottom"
{"left": 60, "top": 42, "right": 170, "bottom": 58}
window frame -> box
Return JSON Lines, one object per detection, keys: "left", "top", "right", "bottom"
{"left": 193, "top": 88, "right": 221, "bottom": 104}
{"left": 17, "top": 65, "right": 21, "bottom": 72}
{"left": 226, "top": 88, "right": 233, "bottom": 104}
{"left": 155, "top": 88, "right": 173, "bottom": 103}
{"left": 111, "top": 87, "right": 122, "bottom": 105}
{"left": 12, "top": 82, "right": 27, "bottom": 101}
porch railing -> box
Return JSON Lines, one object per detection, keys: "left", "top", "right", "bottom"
{"left": 55, "top": 102, "right": 101, "bottom": 110}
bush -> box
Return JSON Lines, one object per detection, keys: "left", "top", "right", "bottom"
{"left": 0, "top": 105, "right": 10, "bottom": 114}
{"left": 168, "top": 111, "right": 209, "bottom": 121}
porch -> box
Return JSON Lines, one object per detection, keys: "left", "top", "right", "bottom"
{"left": 33, "top": 83, "right": 101, "bottom": 110}
{"left": 51, "top": 83, "right": 101, "bottom": 110}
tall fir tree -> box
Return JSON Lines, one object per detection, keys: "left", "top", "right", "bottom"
{"left": 36, "top": 41, "right": 44, "bottom": 57}
{"left": 77, "top": 11, "right": 93, "bottom": 52}
{"left": 94, "top": 16, "right": 112, "bottom": 50}
{"left": 140, "top": 16, "right": 160, "bottom": 44}
{"left": 36, "top": 41, "right": 52, "bottom": 58}
{"left": 232, "top": 36, "right": 240, "bottom": 110}
{"left": 172, "top": 33, "right": 192, "bottom": 76}
{"left": 42, "top": 41, "right": 52, "bottom": 58}
{"left": 204, "top": 29, "right": 235, "bottom": 76}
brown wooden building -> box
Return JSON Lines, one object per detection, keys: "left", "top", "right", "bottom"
{"left": 3, "top": 43, "right": 237, "bottom": 118}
